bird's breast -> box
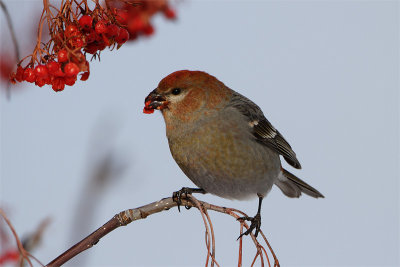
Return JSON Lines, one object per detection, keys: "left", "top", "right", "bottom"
{"left": 166, "top": 112, "right": 281, "bottom": 199}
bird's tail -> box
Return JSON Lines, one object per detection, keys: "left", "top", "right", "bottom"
{"left": 275, "top": 168, "right": 324, "bottom": 198}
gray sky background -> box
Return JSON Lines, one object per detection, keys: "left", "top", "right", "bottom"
{"left": 1, "top": 1, "right": 399, "bottom": 266}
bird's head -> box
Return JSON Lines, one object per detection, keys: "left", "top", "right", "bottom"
{"left": 144, "top": 70, "right": 232, "bottom": 123}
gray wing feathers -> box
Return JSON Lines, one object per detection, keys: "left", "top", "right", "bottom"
{"left": 228, "top": 91, "right": 302, "bottom": 169}
{"left": 254, "top": 121, "right": 301, "bottom": 169}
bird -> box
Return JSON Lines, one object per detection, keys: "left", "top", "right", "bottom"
{"left": 143, "top": 70, "right": 324, "bottom": 238}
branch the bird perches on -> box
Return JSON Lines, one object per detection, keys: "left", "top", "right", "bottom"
{"left": 45, "top": 194, "right": 280, "bottom": 267}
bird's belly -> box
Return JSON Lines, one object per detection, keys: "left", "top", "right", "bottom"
{"left": 169, "top": 126, "right": 281, "bottom": 200}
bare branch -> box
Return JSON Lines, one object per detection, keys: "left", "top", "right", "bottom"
{"left": 45, "top": 195, "right": 279, "bottom": 267}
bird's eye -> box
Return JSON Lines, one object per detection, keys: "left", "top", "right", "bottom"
{"left": 171, "top": 88, "right": 181, "bottom": 95}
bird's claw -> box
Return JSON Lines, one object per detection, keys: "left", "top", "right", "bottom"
{"left": 237, "top": 213, "right": 262, "bottom": 240}
{"left": 172, "top": 187, "right": 189, "bottom": 212}
{"left": 172, "top": 187, "right": 205, "bottom": 212}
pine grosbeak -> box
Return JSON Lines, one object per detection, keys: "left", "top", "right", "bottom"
{"left": 144, "top": 70, "right": 324, "bottom": 237}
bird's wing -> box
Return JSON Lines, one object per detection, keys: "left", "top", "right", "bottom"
{"left": 228, "top": 91, "right": 302, "bottom": 169}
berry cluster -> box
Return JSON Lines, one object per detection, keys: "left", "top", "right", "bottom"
{"left": 110, "top": 0, "right": 176, "bottom": 40}
{"left": 8, "top": 0, "right": 176, "bottom": 92}
{"left": 79, "top": 15, "right": 130, "bottom": 54}
{"left": 10, "top": 50, "right": 89, "bottom": 91}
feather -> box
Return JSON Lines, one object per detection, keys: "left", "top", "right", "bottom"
{"left": 227, "top": 91, "right": 302, "bottom": 169}
{"left": 276, "top": 169, "right": 324, "bottom": 198}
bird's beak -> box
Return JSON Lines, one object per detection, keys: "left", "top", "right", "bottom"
{"left": 143, "top": 89, "right": 168, "bottom": 114}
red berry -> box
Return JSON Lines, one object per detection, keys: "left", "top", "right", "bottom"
{"left": 143, "top": 107, "right": 155, "bottom": 114}
{"left": 54, "top": 32, "right": 64, "bottom": 43}
{"left": 97, "top": 42, "right": 107, "bottom": 51}
{"left": 164, "top": 8, "right": 176, "bottom": 19}
{"left": 80, "top": 71, "right": 90, "bottom": 81}
{"left": 71, "top": 36, "right": 85, "bottom": 48}
{"left": 85, "top": 30, "right": 96, "bottom": 43}
{"left": 64, "top": 62, "right": 80, "bottom": 76}
{"left": 65, "top": 24, "right": 79, "bottom": 38}
{"left": 116, "top": 10, "right": 129, "bottom": 25}
{"left": 142, "top": 24, "right": 154, "bottom": 36}
{"left": 102, "top": 34, "right": 111, "bottom": 47}
{"left": 57, "top": 49, "right": 68, "bottom": 62}
{"left": 79, "top": 15, "right": 93, "bottom": 31}
{"left": 106, "top": 24, "right": 120, "bottom": 39}
{"left": 15, "top": 66, "right": 24, "bottom": 82}
{"left": 23, "top": 68, "right": 36, "bottom": 83}
{"left": 9, "top": 75, "right": 16, "bottom": 84}
{"left": 65, "top": 75, "right": 76, "bottom": 86}
{"left": 35, "top": 77, "right": 47, "bottom": 87}
{"left": 95, "top": 20, "right": 108, "bottom": 34}
{"left": 47, "top": 61, "right": 60, "bottom": 74}
{"left": 52, "top": 77, "right": 65, "bottom": 92}
{"left": 84, "top": 34, "right": 106, "bottom": 54}
{"left": 47, "top": 61, "right": 64, "bottom": 77}
{"left": 34, "top": 65, "right": 49, "bottom": 78}
{"left": 115, "top": 28, "right": 129, "bottom": 45}
{"left": 143, "top": 100, "right": 155, "bottom": 114}
{"left": 127, "top": 17, "right": 145, "bottom": 33}
{"left": 71, "top": 52, "right": 86, "bottom": 64}
{"left": 84, "top": 43, "right": 98, "bottom": 54}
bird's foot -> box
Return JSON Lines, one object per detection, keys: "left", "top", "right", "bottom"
{"left": 237, "top": 212, "right": 262, "bottom": 239}
{"left": 172, "top": 187, "right": 206, "bottom": 212}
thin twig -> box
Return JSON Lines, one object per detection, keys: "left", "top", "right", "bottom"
{"left": 238, "top": 223, "right": 243, "bottom": 267}
{"left": 0, "top": 209, "right": 34, "bottom": 267}
{"left": 204, "top": 208, "right": 217, "bottom": 266}
{"left": 250, "top": 251, "right": 259, "bottom": 267}
{"left": 188, "top": 195, "right": 220, "bottom": 267}
{"left": 260, "top": 245, "right": 271, "bottom": 267}
{"left": 0, "top": 0, "right": 20, "bottom": 99}
{"left": 226, "top": 209, "right": 275, "bottom": 266}
{"left": 260, "top": 231, "right": 280, "bottom": 266}
{"left": 0, "top": 0, "right": 20, "bottom": 61}
{"left": 188, "top": 195, "right": 219, "bottom": 267}
{"left": 259, "top": 246, "right": 265, "bottom": 267}
{"left": 191, "top": 197, "right": 212, "bottom": 267}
